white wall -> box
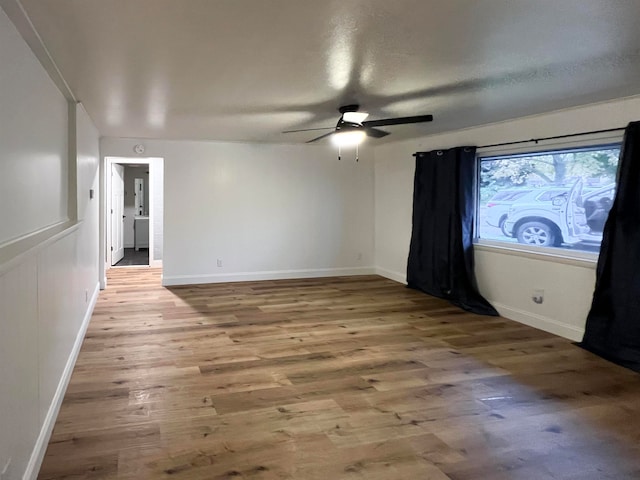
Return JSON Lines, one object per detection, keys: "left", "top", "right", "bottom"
{"left": 0, "top": 8, "right": 68, "bottom": 245}
{"left": 100, "top": 138, "right": 375, "bottom": 285}
{"left": 374, "top": 95, "right": 640, "bottom": 341}
{"left": 0, "top": 6, "right": 101, "bottom": 479}
{"left": 76, "top": 106, "right": 101, "bottom": 297}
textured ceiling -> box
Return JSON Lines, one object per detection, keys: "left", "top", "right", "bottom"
{"left": 14, "top": 0, "right": 640, "bottom": 143}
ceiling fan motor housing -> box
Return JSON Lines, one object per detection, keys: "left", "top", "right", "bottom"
{"left": 336, "top": 119, "right": 364, "bottom": 133}
{"left": 338, "top": 104, "right": 360, "bottom": 115}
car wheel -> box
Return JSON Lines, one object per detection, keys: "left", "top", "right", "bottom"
{"left": 499, "top": 217, "right": 509, "bottom": 236}
{"left": 516, "top": 221, "right": 556, "bottom": 246}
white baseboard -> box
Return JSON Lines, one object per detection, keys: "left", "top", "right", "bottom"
{"left": 372, "top": 266, "right": 583, "bottom": 342}
{"left": 375, "top": 267, "right": 407, "bottom": 285}
{"left": 491, "top": 301, "right": 584, "bottom": 342}
{"left": 162, "top": 266, "right": 376, "bottom": 286}
{"left": 23, "top": 281, "right": 100, "bottom": 480}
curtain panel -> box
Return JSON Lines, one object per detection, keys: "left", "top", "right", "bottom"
{"left": 581, "top": 121, "right": 640, "bottom": 372}
{"left": 407, "top": 147, "right": 498, "bottom": 316}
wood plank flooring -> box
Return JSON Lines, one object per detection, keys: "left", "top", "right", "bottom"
{"left": 38, "top": 269, "right": 640, "bottom": 479}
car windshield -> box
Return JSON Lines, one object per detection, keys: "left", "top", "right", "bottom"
{"left": 536, "top": 190, "right": 568, "bottom": 201}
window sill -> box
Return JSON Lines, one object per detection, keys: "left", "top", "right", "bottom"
{"left": 473, "top": 239, "right": 599, "bottom": 269}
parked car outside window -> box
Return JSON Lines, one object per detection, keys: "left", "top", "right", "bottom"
{"left": 484, "top": 189, "right": 533, "bottom": 235}
{"left": 503, "top": 181, "right": 615, "bottom": 248}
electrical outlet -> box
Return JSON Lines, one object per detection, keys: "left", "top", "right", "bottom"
{"left": 85, "top": 289, "right": 89, "bottom": 303}
{"left": 357, "top": 252, "right": 362, "bottom": 261}
{"left": 217, "top": 259, "right": 223, "bottom": 268}
{"left": 532, "top": 289, "right": 544, "bottom": 304}
{"left": 1, "top": 458, "right": 11, "bottom": 480}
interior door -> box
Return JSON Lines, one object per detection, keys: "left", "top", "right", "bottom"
{"left": 111, "top": 163, "right": 125, "bottom": 265}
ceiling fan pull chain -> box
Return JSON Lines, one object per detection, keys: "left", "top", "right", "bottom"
{"left": 356, "top": 144, "right": 359, "bottom": 162}
{"left": 338, "top": 146, "right": 341, "bottom": 161}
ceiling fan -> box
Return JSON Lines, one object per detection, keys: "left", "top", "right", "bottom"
{"left": 282, "top": 104, "right": 433, "bottom": 146}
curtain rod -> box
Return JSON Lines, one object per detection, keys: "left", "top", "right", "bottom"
{"left": 412, "top": 126, "right": 626, "bottom": 156}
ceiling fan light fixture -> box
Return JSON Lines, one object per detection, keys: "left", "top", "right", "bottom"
{"left": 342, "top": 111, "right": 369, "bottom": 124}
{"left": 331, "top": 129, "right": 366, "bottom": 147}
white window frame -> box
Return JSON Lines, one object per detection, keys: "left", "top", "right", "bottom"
{"left": 473, "top": 131, "right": 623, "bottom": 266}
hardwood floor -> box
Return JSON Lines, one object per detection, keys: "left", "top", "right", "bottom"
{"left": 38, "top": 269, "right": 640, "bottom": 479}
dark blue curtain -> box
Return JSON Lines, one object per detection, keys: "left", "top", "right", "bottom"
{"left": 407, "top": 147, "right": 498, "bottom": 316}
{"left": 581, "top": 121, "right": 640, "bottom": 372}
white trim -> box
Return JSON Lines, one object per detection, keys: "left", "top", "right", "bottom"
{"left": 474, "top": 240, "right": 598, "bottom": 269}
{"left": 0, "top": 222, "right": 80, "bottom": 277}
{"left": 491, "top": 301, "right": 584, "bottom": 342}
{"left": 148, "top": 159, "right": 155, "bottom": 265}
{"left": 0, "top": 219, "right": 71, "bottom": 250}
{"left": 150, "top": 259, "right": 163, "bottom": 268}
{"left": 105, "top": 157, "right": 112, "bottom": 268}
{"left": 375, "top": 267, "right": 407, "bottom": 284}
{"left": 162, "top": 267, "right": 376, "bottom": 286}
{"left": 22, "top": 281, "right": 99, "bottom": 480}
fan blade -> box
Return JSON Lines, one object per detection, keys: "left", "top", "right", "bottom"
{"left": 363, "top": 114, "right": 433, "bottom": 128}
{"left": 343, "top": 111, "right": 369, "bottom": 124}
{"left": 306, "top": 132, "right": 334, "bottom": 143}
{"left": 282, "top": 126, "right": 334, "bottom": 134}
{"left": 365, "top": 127, "right": 390, "bottom": 138}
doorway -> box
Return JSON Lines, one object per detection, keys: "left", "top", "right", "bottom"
{"left": 103, "top": 157, "right": 164, "bottom": 279}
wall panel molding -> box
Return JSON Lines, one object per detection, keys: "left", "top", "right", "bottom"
{"left": 23, "top": 281, "right": 99, "bottom": 480}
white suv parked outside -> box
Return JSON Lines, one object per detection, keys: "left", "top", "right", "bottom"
{"left": 503, "top": 180, "right": 615, "bottom": 247}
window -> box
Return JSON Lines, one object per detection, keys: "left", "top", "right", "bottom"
{"left": 477, "top": 144, "right": 620, "bottom": 253}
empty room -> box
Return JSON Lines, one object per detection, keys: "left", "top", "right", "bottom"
{"left": 2, "top": 1, "right": 640, "bottom": 479}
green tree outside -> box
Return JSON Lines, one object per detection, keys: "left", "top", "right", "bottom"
{"left": 480, "top": 148, "right": 619, "bottom": 203}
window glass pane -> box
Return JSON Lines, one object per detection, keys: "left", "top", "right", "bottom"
{"left": 477, "top": 145, "right": 620, "bottom": 253}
